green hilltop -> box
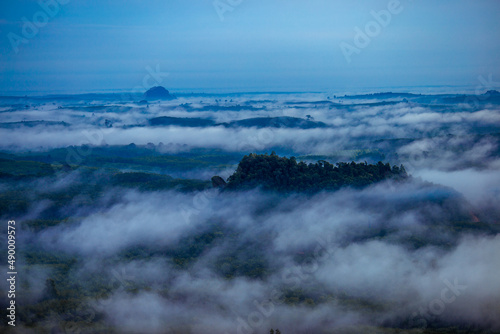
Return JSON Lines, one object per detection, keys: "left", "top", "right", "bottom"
{"left": 221, "top": 153, "right": 408, "bottom": 192}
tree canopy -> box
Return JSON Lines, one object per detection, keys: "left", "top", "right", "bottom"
{"left": 224, "top": 153, "right": 408, "bottom": 192}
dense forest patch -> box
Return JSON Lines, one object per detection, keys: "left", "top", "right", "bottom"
{"left": 222, "top": 153, "right": 408, "bottom": 192}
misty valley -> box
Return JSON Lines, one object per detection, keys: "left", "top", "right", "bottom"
{"left": 1, "top": 90, "right": 500, "bottom": 333}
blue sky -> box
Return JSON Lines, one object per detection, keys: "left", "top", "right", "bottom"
{"left": 0, "top": 0, "right": 499, "bottom": 94}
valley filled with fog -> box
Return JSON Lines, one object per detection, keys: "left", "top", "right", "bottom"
{"left": 1, "top": 90, "right": 499, "bottom": 333}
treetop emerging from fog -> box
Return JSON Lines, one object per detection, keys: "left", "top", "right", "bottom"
{"left": 223, "top": 153, "right": 408, "bottom": 192}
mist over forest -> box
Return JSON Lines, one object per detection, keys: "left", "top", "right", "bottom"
{"left": 1, "top": 0, "right": 500, "bottom": 331}
{"left": 0, "top": 89, "right": 499, "bottom": 333}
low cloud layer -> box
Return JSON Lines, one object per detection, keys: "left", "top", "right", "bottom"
{"left": 1, "top": 93, "right": 499, "bottom": 155}
{"left": 7, "top": 177, "right": 497, "bottom": 333}
{"left": 1, "top": 92, "right": 499, "bottom": 333}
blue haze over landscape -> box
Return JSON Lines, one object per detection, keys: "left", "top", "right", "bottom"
{"left": 0, "top": 1, "right": 500, "bottom": 334}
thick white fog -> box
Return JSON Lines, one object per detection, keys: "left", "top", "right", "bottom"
{"left": 11, "top": 182, "right": 500, "bottom": 333}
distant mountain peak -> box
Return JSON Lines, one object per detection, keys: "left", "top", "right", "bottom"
{"left": 485, "top": 90, "right": 500, "bottom": 96}
{"left": 144, "top": 86, "right": 175, "bottom": 100}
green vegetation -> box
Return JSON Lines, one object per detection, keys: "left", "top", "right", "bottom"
{"left": 0, "top": 154, "right": 211, "bottom": 218}
{"left": 0, "top": 145, "right": 240, "bottom": 174}
{"left": 0, "top": 158, "right": 55, "bottom": 177}
{"left": 225, "top": 152, "right": 408, "bottom": 192}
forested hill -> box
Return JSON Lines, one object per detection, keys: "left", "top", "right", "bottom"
{"left": 221, "top": 153, "right": 408, "bottom": 192}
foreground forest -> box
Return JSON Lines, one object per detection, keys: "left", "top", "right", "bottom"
{"left": 223, "top": 153, "right": 408, "bottom": 192}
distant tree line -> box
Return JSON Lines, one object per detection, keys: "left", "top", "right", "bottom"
{"left": 222, "top": 152, "right": 408, "bottom": 192}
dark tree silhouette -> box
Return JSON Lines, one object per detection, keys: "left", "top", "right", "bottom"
{"left": 224, "top": 153, "right": 408, "bottom": 193}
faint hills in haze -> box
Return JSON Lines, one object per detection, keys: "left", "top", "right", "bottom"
{"left": 148, "top": 116, "right": 327, "bottom": 129}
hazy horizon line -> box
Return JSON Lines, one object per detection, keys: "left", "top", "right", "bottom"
{"left": 0, "top": 83, "right": 491, "bottom": 98}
